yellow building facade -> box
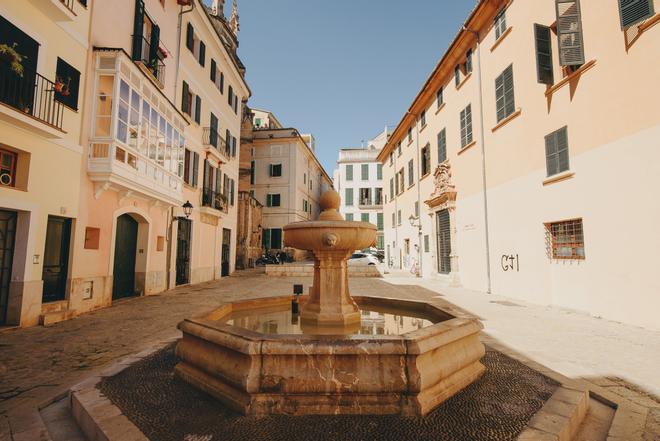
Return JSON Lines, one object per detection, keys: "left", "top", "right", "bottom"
{"left": 380, "top": 0, "right": 660, "bottom": 330}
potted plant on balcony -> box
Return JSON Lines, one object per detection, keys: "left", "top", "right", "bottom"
{"left": 0, "top": 43, "right": 25, "bottom": 77}
{"left": 215, "top": 193, "right": 228, "bottom": 210}
{"left": 54, "top": 76, "right": 71, "bottom": 96}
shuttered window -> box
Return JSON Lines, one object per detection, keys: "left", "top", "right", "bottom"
{"left": 181, "top": 81, "right": 189, "bottom": 114}
{"left": 391, "top": 213, "right": 396, "bottom": 228}
{"left": 555, "top": 0, "right": 585, "bottom": 67}
{"left": 421, "top": 144, "right": 431, "bottom": 176}
{"left": 534, "top": 24, "right": 554, "bottom": 85}
{"left": 619, "top": 0, "right": 655, "bottom": 28}
{"left": 361, "top": 164, "right": 369, "bottom": 180}
{"left": 424, "top": 235, "right": 430, "bottom": 253}
{"left": 437, "top": 87, "right": 444, "bottom": 107}
{"left": 270, "top": 229, "right": 282, "bottom": 249}
{"left": 437, "top": 128, "right": 447, "bottom": 163}
{"left": 389, "top": 178, "right": 394, "bottom": 199}
{"left": 192, "top": 152, "right": 199, "bottom": 187}
{"left": 345, "top": 188, "right": 354, "bottom": 206}
{"left": 269, "top": 163, "right": 282, "bottom": 177}
{"left": 465, "top": 49, "right": 473, "bottom": 74}
{"left": 495, "top": 9, "right": 507, "bottom": 40}
{"left": 377, "top": 213, "right": 384, "bottom": 231}
{"left": 266, "top": 194, "right": 281, "bottom": 207}
{"left": 436, "top": 209, "right": 451, "bottom": 274}
{"left": 545, "top": 126, "right": 570, "bottom": 176}
{"left": 495, "top": 64, "right": 515, "bottom": 122}
{"left": 346, "top": 164, "right": 353, "bottom": 181}
{"left": 361, "top": 213, "right": 369, "bottom": 223}
{"left": 346, "top": 213, "right": 354, "bottom": 221}
{"left": 377, "top": 164, "right": 383, "bottom": 180}
{"left": 198, "top": 41, "right": 205, "bottom": 66}
{"left": 460, "top": 104, "right": 473, "bottom": 147}
{"left": 407, "top": 159, "right": 414, "bottom": 186}
{"left": 210, "top": 59, "right": 216, "bottom": 82}
{"left": 186, "top": 23, "right": 194, "bottom": 51}
{"left": 454, "top": 65, "right": 461, "bottom": 86}
{"left": 194, "top": 95, "right": 201, "bottom": 124}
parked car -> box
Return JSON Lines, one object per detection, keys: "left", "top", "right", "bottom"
{"left": 348, "top": 252, "right": 379, "bottom": 266}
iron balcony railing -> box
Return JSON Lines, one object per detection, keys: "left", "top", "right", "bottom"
{"left": 136, "top": 36, "right": 166, "bottom": 84}
{"left": 0, "top": 57, "right": 65, "bottom": 130}
{"left": 59, "top": 0, "right": 75, "bottom": 14}
{"left": 201, "top": 187, "right": 228, "bottom": 213}
{"left": 202, "top": 127, "right": 230, "bottom": 161}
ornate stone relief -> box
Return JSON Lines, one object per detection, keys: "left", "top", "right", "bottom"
{"left": 425, "top": 161, "right": 457, "bottom": 210}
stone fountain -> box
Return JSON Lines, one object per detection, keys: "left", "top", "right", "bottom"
{"left": 175, "top": 190, "right": 485, "bottom": 416}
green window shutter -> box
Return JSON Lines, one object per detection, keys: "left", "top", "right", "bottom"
{"left": 186, "top": 23, "right": 194, "bottom": 51}
{"left": 346, "top": 213, "right": 354, "bottom": 221}
{"left": 269, "top": 164, "right": 273, "bottom": 177}
{"left": 424, "top": 235, "right": 430, "bottom": 253}
{"left": 266, "top": 194, "right": 272, "bottom": 207}
{"left": 192, "top": 152, "right": 199, "bottom": 187}
{"left": 148, "top": 24, "right": 160, "bottom": 65}
{"left": 346, "top": 164, "right": 353, "bottom": 181}
{"left": 389, "top": 178, "right": 394, "bottom": 199}
{"left": 454, "top": 65, "right": 461, "bottom": 86}
{"left": 495, "top": 64, "right": 515, "bottom": 123}
{"left": 215, "top": 168, "right": 222, "bottom": 194}
{"left": 619, "top": 0, "right": 654, "bottom": 29}
{"left": 391, "top": 213, "right": 395, "bottom": 227}
{"left": 210, "top": 59, "right": 216, "bottom": 82}
{"left": 220, "top": 72, "right": 224, "bottom": 94}
{"left": 437, "top": 129, "right": 447, "bottom": 163}
{"left": 194, "top": 96, "right": 201, "bottom": 124}
{"left": 271, "top": 229, "right": 282, "bottom": 249}
{"left": 345, "top": 188, "right": 354, "bottom": 206}
{"left": 377, "top": 164, "right": 383, "bottom": 180}
{"left": 263, "top": 229, "right": 271, "bottom": 249}
{"left": 465, "top": 49, "right": 473, "bottom": 73}
{"left": 273, "top": 194, "right": 281, "bottom": 206}
{"left": 377, "top": 213, "right": 384, "bottom": 231}
{"left": 361, "top": 213, "right": 369, "bottom": 223}
{"left": 545, "top": 126, "right": 570, "bottom": 176}
{"left": 555, "top": 0, "right": 585, "bottom": 66}
{"left": 437, "top": 87, "right": 443, "bottom": 106}
{"left": 534, "top": 24, "right": 554, "bottom": 85}
{"left": 199, "top": 41, "right": 206, "bottom": 66}
{"left": 408, "top": 159, "right": 414, "bottom": 186}
{"left": 181, "top": 81, "right": 189, "bottom": 114}
{"left": 361, "top": 164, "right": 369, "bottom": 180}
{"left": 132, "top": 0, "right": 145, "bottom": 60}
{"left": 460, "top": 104, "right": 473, "bottom": 147}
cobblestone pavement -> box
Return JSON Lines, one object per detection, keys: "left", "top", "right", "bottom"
{"left": 0, "top": 269, "right": 659, "bottom": 439}
{"left": 99, "top": 344, "right": 558, "bottom": 441}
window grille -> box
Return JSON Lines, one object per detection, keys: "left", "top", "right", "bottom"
{"left": 546, "top": 219, "right": 585, "bottom": 259}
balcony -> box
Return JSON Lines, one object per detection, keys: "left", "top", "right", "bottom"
{"left": 0, "top": 57, "right": 65, "bottom": 137}
{"left": 88, "top": 142, "right": 183, "bottom": 206}
{"left": 359, "top": 200, "right": 383, "bottom": 210}
{"left": 133, "top": 36, "right": 166, "bottom": 87}
{"left": 202, "top": 127, "right": 230, "bottom": 163}
{"left": 201, "top": 187, "right": 228, "bottom": 214}
{"left": 27, "top": 0, "right": 77, "bottom": 21}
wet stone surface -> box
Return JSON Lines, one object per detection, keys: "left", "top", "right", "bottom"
{"left": 99, "top": 344, "right": 559, "bottom": 441}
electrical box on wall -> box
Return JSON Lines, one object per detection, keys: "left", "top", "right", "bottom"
{"left": 82, "top": 281, "right": 93, "bottom": 300}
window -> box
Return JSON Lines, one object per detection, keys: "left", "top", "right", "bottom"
{"left": 407, "top": 159, "right": 414, "bottom": 187}
{"left": 269, "top": 163, "right": 282, "bottom": 177}
{"left": 396, "top": 168, "right": 404, "bottom": 194}
{"left": 555, "top": 0, "right": 585, "bottom": 67}
{"left": 377, "top": 164, "right": 383, "bottom": 180}
{"left": 263, "top": 228, "right": 283, "bottom": 249}
{"left": 183, "top": 149, "right": 199, "bottom": 187}
{"left": 545, "top": 126, "right": 569, "bottom": 176}
{"left": 454, "top": 65, "right": 461, "bottom": 86}
{"left": 376, "top": 236, "right": 384, "bottom": 250}
{"left": 534, "top": 24, "right": 554, "bottom": 85}
{"left": 420, "top": 110, "right": 426, "bottom": 127}
{"left": 389, "top": 152, "right": 393, "bottom": 166}
{"left": 250, "top": 160, "right": 255, "bottom": 185}
{"left": 465, "top": 49, "right": 473, "bottom": 74}
{"left": 391, "top": 213, "right": 396, "bottom": 228}
{"left": 437, "top": 87, "right": 444, "bottom": 107}
{"left": 194, "top": 96, "right": 201, "bottom": 124}
{"left": 228, "top": 85, "right": 234, "bottom": 107}
{"left": 495, "top": 64, "right": 515, "bottom": 122}
{"left": 377, "top": 213, "right": 384, "bottom": 231}
{"left": 54, "top": 58, "right": 81, "bottom": 110}
{"left": 437, "top": 129, "right": 447, "bottom": 163}
{"left": 210, "top": 59, "right": 224, "bottom": 92}
{"left": 266, "top": 194, "right": 281, "bottom": 207}
{"left": 345, "top": 188, "right": 354, "bottom": 206}
{"left": 198, "top": 41, "right": 205, "bottom": 66}
{"left": 407, "top": 128, "right": 413, "bottom": 143}
{"left": 346, "top": 213, "right": 354, "bottom": 221}
{"left": 186, "top": 22, "right": 194, "bottom": 51}
{"left": 424, "top": 235, "right": 430, "bottom": 253}
{"left": 374, "top": 188, "right": 383, "bottom": 205}
{"left": 303, "top": 173, "right": 307, "bottom": 184}
{"left": 361, "top": 164, "right": 369, "bottom": 180}
{"left": 460, "top": 104, "right": 473, "bottom": 147}
{"left": 255, "top": 117, "right": 262, "bottom": 127}
{"left": 389, "top": 178, "right": 394, "bottom": 199}
{"left": 414, "top": 201, "right": 419, "bottom": 217}
{"left": 181, "top": 81, "right": 201, "bottom": 124}
{"left": 619, "top": 0, "right": 654, "bottom": 28}
{"left": 0, "top": 149, "right": 17, "bottom": 187}
{"left": 303, "top": 199, "right": 308, "bottom": 212}
{"left": 361, "top": 213, "right": 370, "bottom": 223}
{"left": 397, "top": 142, "right": 402, "bottom": 157}
{"left": 546, "top": 219, "right": 585, "bottom": 259}
{"left": 397, "top": 210, "right": 402, "bottom": 226}
{"left": 359, "top": 188, "right": 372, "bottom": 206}
{"left": 494, "top": 9, "right": 507, "bottom": 40}
{"left": 421, "top": 144, "right": 431, "bottom": 176}
{"left": 346, "top": 164, "right": 353, "bottom": 181}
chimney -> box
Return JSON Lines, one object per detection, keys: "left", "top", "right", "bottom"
{"left": 212, "top": 0, "right": 225, "bottom": 17}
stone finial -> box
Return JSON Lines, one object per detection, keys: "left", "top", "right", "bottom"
{"left": 212, "top": 0, "right": 225, "bottom": 16}
{"left": 318, "top": 190, "right": 343, "bottom": 221}
{"left": 229, "top": 0, "right": 240, "bottom": 35}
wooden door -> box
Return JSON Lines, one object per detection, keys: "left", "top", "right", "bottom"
{"left": 0, "top": 210, "right": 17, "bottom": 325}
{"left": 42, "top": 216, "right": 71, "bottom": 303}
{"left": 112, "top": 214, "right": 138, "bottom": 299}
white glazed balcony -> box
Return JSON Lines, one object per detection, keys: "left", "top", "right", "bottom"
{"left": 88, "top": 142, "right": 183, "bottom": 206}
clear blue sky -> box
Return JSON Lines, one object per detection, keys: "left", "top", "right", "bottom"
{"left": 231, "top": 0, "right": 476, "bottom": 173}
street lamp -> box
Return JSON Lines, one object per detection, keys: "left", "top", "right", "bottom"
{"left": 182, "top": 200, "right": 193, "bottom": 218}
{"left": 408, "top": 214, "right": 422, "bottom": 278}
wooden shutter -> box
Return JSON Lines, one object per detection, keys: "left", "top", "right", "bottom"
{"left": 437, "top": 129, "right": 447, "bottom": 163}
{"left": 555, "top": 0, "right": 585, "bottom": 66}
{"left": 186, "top": 23, "right": 194, "bottom": 51}
{"left": 534, "top": 24, "right": 554, "bottom": 85}
{"left": 199, "top": 41, "right": 206, "bottom": 66}
{"left": 183, "top": 149, "right": 190, "bottom": 184}
{"left": 408, "top": 159, "right": 414, "bottom": 186}
{"left": 192, "top": 152, "right": 199, "bottom": 187}
{"left": 230, "top": 179, "right": 235, "bottom": 205}
{"left": 390, "top": 178, "right": 394, "bottom": 199}
{"left": 232, "top": 136, "right": 237, "bottom": 157}
{"left": 215, "top": 168, "right": 222, "bottom": 194}
{"left": 210, "top": 59, "right": 216, "bottom": 82}
{"left": 194, "top": 95, "right": 201, "bottom": 124}
{"left": 545, "top": 126, "right": 569, "bottom": 176}
{"left": 262, "top": 229, "right": 271, "bottom": 249}
{"left": 220, "top": 72, "right": 224, "bottom": 93}
{"left": 132, "top": 0, "right": 145, "bottom": 60}
{"left": 266, "top": 194, "right": 272, "bottom": 207}
{"left": 454, "top": 65, "right": 460, "bottom": 86}
{"left": 181, "top": 81, "right": 189, "bottom": 114}
{"left": 495, "top": 65, "right": 515, "bottom": 122}
{"left": 149, "top": 24, "right": 160, "bottom": 64}
{"left": 619, "top": 0, "right": 654, "bottom": 28}
{"left": 436, "top": 209, "right": 451, "bottom": 274}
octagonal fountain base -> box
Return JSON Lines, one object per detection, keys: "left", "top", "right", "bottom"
{"left": 175, "top": 295, "right": 485, "bottom": 416}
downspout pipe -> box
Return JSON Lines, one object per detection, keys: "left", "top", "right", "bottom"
{"left": 463, "top": 25, "right": 492, "bottom": 294}
{"left": 413, "top": 114, "right": 423, "bottom": 278}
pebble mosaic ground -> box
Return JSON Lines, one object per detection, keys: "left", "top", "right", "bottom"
{"left": 99, "top": 344, "right": 559, "bottom": 441}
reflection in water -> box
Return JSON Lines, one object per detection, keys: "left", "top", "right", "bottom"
{"left": 224, "top": 307, "right": 434, "bottom": 336}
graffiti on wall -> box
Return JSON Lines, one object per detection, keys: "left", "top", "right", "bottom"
{"left": 501, "top": 254, "right": 520, "bottom": 272}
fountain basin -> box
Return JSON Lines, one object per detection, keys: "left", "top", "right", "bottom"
{"left": 175, "top": 295, "right": 485, "bottom": 416}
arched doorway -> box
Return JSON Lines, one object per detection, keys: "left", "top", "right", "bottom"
{"left": 112, "top": 214, "right": 138, "bottom": 300}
